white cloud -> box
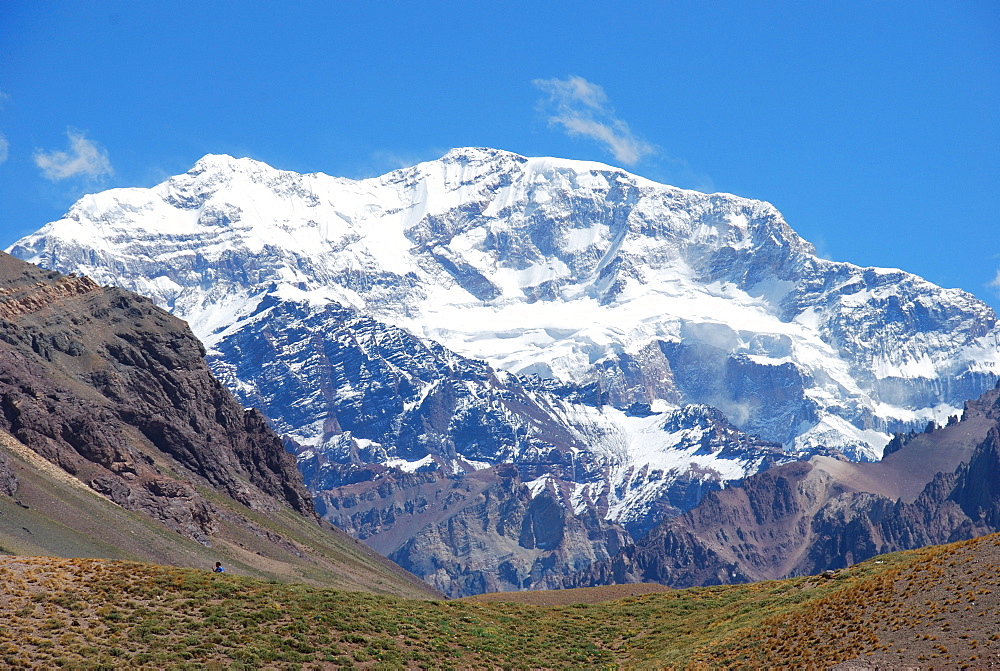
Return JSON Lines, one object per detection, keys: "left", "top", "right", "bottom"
{"left": 533, "top": 75, "right": 655, "bottom": 165}
{"left": 0, "top": 90, "right": 8, "bottom": 163}
{"left": 991, "top": 269, "right": 1000, "bottom": 290}
{"left": 370, "top": 149, "right": 442, "bottom": 173}
{"left": 34, "top": 130, "right": 113, "bottom": 181}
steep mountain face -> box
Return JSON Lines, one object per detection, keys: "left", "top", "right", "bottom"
{"left": 568, "top": 382, "right": 1000, "bottom": 589}
{"left": 212, "top": 294, "right": 784, "bottom": 595}
{"left": 318, "top": 463, "right": 632, "bottom": 597}
{"left": 0, "top": 252, "right": 439, "bottom": 598}
{"left": 9, "top": 147, "right": 1000, "bottom": 595}
{"left": 0, "top": 254, "right": 309, "bottom": 531}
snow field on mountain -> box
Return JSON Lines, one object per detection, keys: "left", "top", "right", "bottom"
{"left": 531, "top": 398, "right": 777, "bottom": 526}
{"left": 10, "top": 147, "right": 1000, "bottom": 501}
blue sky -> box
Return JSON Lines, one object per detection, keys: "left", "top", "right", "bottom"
{"left": 1, "top": 1, "right": 998, "bottom": 309}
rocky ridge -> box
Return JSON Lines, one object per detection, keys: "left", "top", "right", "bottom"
{"left": 0, "top": 256, "right": 309, "bottom": 538}
{"left": 203, "top": 289, "right": 789, "bottom": 595}
{"left": 0, "top": 252, "right": 438, "bottom": 597}
{"left": 567, "top": 381, "right": 1000, "bottom": 589}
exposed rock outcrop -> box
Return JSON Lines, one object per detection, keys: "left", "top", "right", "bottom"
{"left": 223, "top": 296, "right": 786, "bottom": 595}
{"left": 0, "top": 448, "right": 16, "bottom": 496}
{"left": 567, "top": 382, "right": 1000, "bottom": 588}
{"left": 315, "top": 462, "right": 629, "bottom": 598}
{"left": 0, "top": 255, "right": 312, "bottom": 543}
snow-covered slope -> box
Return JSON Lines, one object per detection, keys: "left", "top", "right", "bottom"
{"left": 13, "top": 148, "right": 998, "bottom": 454}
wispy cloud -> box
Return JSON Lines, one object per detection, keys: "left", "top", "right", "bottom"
{"left": 371, "top": 149, "right": 441, "bottom": 172}
{"left": 0, "top": 90, "right": 8, "bottom": 164}
{"left": 533, "top": 75, "right": 655, "bottom": 165}
{"left": 34, "top": 129, "right": 113, "bottom": 181}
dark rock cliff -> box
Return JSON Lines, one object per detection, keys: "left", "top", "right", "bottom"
{"left": 0, "top": 448, "right": 16, "bottom": 496}
{"left": 0, "top": 252, "right": 312, "bottom": 542}
{"left": 317, "top": 463, "right": 629, "bottom": 598}
{"left": 210, "top": 294, "right": 789, "bottom": 596}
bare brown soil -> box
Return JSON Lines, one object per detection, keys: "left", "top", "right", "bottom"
{"left": 696, "top": 533, "right": 1000, "bottom": 668}
{"left": 829, "top": 534, "right": 1000, "bottom": 668}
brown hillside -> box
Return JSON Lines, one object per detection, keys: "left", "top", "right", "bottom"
{"left": 692, "top": 532, "right": 1000, "bottom": 667}
{"left": 571, "top": 383, "right": 1000, "bottom": 591}
{"left": 0, "top": 252, "right": 438, "bottom": 599}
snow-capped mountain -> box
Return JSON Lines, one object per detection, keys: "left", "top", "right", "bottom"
{"left": 10, "top": 147, "right": 1000, "bottom": 594}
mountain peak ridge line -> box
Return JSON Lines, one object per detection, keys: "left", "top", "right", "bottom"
{"left": 11, "top": 147, "right": 996, "bottom": 456}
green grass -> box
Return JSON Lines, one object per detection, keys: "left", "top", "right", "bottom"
{"left": 0, "top": 534, "right": 995, "bottom": 668}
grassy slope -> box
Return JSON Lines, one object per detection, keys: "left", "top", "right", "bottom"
{"left": 0, "top": 436, "right": 438, "bottom": 601}
{"left": 2, "top": 533, "right": 998, "bottom": 668}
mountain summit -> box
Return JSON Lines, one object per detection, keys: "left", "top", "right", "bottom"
{"left": 10, "top": 148, "right": 1000, "bottom": 594}
{"left": 12, "top": 148, "right": 998, "bottom": 455}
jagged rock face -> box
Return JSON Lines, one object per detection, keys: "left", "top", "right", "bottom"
{"left": 200, "top": 288, "right": 789, "bottom": 593}
{"left": 313, "top": 464, "right": 630, "bottom": 598}
{"left": 219, "top": 297, "right": 781, "bottom": 593}
{"left": 570, "top": 383, "right": 1000, "bottom": 589}
{"left": 9, "top": 148, "right": 1000, "bottom": 595}
{"left": 798, "top": 429, "right": 1000, "bottom": 574}
{"left": 209, "top": 296, "right": 564, "bottom": 469}
{"left": 0, "top": 253, "right": 312, "bottom": 542}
